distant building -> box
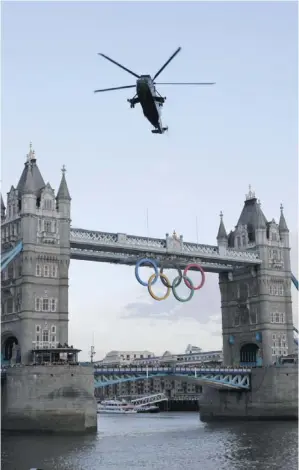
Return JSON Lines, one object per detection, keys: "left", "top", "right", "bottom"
{"left": 95, "top": 346, "right": 223, "bottom": 367}
{"left": 95, "top": 350, "right": 155, "bottom": 366}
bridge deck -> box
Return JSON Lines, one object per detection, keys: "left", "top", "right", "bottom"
{"left": 70, "top": 228, "right": 261, "bottom": 273}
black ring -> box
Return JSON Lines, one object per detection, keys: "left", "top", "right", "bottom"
{"left": 160, "top": 261, "right": 183, "bottom": 288}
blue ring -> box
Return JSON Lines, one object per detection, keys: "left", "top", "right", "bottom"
{"left": 135, "top": 258, "right": 159, "bottom": 287}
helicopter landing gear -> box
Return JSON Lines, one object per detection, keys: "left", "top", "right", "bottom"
{"left": 128, "top": 97, "right": 139, "bottom": 109}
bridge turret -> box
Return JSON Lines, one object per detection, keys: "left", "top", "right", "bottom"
{"left": 1, "top": 145, "right": 71, "bottom": 365}
{"left": 216, "top": 211, "right": 228, "bottom": 254}
{"left": 220, "top": 186, "right": 294, "bottom": 367}
{"left": 279, "top": 203, "right": 289, "bottom": 248}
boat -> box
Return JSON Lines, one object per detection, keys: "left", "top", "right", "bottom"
{"left": 97, "top": 399, "right": 137, "bottom": 414}
{"left": 136, "top": 405, "right": 160, "bottom": 414}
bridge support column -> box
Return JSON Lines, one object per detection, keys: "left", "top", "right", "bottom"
{"left": 1, "top": 365, "right": 98, "bottom": 433}
{"left": 199, "top": 366, "right": 298, "bottom": 421}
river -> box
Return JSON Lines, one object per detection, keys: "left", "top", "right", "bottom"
{"left": 1, "top": 412, "right": 298, "bottom": 470}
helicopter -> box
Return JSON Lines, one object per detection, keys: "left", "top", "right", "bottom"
{"left": 94, "top": 47, "right": 215, "bottom": 134}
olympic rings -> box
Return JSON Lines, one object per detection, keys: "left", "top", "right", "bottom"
{"left": 148, "top": 273, "right": 171, "bottom": 301}
{"left": 183, "top": 263, "right": 206, "bottom": 290}
{"left": 172, "top": 275, "right": 195, "bottom": 302}
{"left": 160, "top": 261, "right": 182, "bottom": 288}
{"left": 135, "top": 258, "right": 159, "bottom": 286}
{"left": 134, "top": 258, "right": 205, "bottom": 303}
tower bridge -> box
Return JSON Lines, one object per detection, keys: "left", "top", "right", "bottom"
{"left": 1, "top": 145, "right": 298, "bottom": 372}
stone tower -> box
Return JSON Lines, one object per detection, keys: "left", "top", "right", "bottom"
{"left": 1, "top": 144, "right": 71, "bottom": 364}
{"left": 218, "top": 186, "right": 294, "bottom": 367}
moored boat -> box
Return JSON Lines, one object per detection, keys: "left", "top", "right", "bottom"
{"left": 136, "top": 405, "right": 160, "bottom": 413}
{"left": 97, "top": 399, "right": 137, "bottom": 414}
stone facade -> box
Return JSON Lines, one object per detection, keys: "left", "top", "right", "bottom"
{"left": 217, "top": 186, "right": 294, "bottom": 366}
{"left": 1, "top": 145, "right": 71, "bottom": 364}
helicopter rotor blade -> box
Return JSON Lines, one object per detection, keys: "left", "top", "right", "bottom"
{"left": 155, "top": 82, "right": 216, "bottom": 85}
{"left": 98, "top": 53, "right": 140, "bottom": 79}
{"left": 94, "top": 85, "right": 136, "bottom": 93}
{"left": 153, "top": 47, "right": 182, "bottom": 81}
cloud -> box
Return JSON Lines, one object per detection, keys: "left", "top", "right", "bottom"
{"left": 122, "top": 272, "right": 221, "bottom": 324}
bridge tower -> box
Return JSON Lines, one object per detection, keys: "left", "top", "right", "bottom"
{"left": 218, "top": 186, "right": 294, "bottom": 367}
{"left": 1, "top": 144, "right": 71, "bottom": 364}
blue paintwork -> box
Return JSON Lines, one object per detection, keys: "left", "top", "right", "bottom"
{"left": 1, "top": 242, "right": 23, "bottom": 271}
{"left": 291, "top": 273, "right": 298, "bottom": 290}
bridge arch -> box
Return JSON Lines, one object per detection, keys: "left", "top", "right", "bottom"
{"left": 240, "top": 342, "right": 261, "bottom": 366}
{"left": 1, "top": 331, "right": 20, "bottom": 363}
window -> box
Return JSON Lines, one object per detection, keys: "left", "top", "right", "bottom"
{"left": 36, "top": 325, "right": 41, "bottom": 333}
{"left": 272, "top": 232, "right": 277, "bottom": 242}
{"left": 43, "top": 199, "right": 52, "bottom": 210}
{"left": 51, "top": 264, "right": 57, "bottom": 277}
{"left": 242, "top": 235, "right": 246, "bottom": 246}
{"left": 51, "top": 325, "right": 56, "bottom": 334}
{"left": 42, "top": 329, "right": 49, "bottom": 342}
{"left": 44, "top": 265, "right": 49, "bottom": 277}
{"left": 7, "top": 298, "right": 13, "bottom": 314}
{"left": 269, "top": 283, "right": 284, "bottom": 296}
{"left": 50, "top": 299, "right": 56, "bottom": 312}
{"left": 36, "top": 335, "right": 40, "bottom": 342}
{"left": 36, "top": 264, "right": 41, "bottom": 276}
{"left": 51, "top": 335, "right": 56, "bottom": 343}
{"left": 42, "top": 298, "right": 49, "bottom": 312}
{"left": 237, "top": 237, "right": 241, "bottom": 248}
{"left": 35, "top": 298, "right": 41, "bottom": 311}
{"left": 8, "top": 264, "right": 14, "bottom": 279}
{"left": 44, "top": 220, "right": 52, "bottom": 233}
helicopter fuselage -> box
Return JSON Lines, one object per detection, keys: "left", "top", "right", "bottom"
{"left": 134, "top": 76, "right": 167, "bottom": 134}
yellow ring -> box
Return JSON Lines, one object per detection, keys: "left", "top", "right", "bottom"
{"left": 148, "top": 273, "right": 171, "bottom": 301}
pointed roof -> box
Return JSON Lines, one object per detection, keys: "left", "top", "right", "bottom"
{"left": 237, "top": 186, "right": 267, "bottom": 231}
{"left": 23, "top": 162, "right": 35, "bottom": 194}
{"left": 217, "top": 211, "right": 227, "bottom": 240}
{"left": 56, "top": 165, "right": 71, "bottom": 200}
{"left": 17, "top": 143, "right": 45, "bottom": 195}
{"left": 1, "top": 193, "right": 5, "bottom": 210}
{"left": 279, "top": 204, "right": 289, "bottom": 232}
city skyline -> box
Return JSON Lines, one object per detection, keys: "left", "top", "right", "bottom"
{"left": 2, "top": 1, "right": 297, "bottom": 360}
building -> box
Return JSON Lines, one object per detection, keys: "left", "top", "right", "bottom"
{"left": 95, "top": 350, "right": 155, "bottom": 366}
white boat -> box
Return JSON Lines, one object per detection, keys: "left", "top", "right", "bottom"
{"left": 97, "top": 399, "right": 137, "bottom": 414}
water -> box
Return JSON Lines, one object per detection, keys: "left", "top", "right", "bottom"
{"left": 1, "top": 413, "right": 298, "bottom": 470}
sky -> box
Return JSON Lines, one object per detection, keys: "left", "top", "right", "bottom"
{"left": 1, "top": 1, "right": 298, "bottom": 361}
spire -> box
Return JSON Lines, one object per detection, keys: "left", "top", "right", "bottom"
{"left": 279, "top": 203, "right": 289, "bottom": 232}
{"left": 56, "top": 165, "right": 71, "bottom": 200}
{"left": 27, "top": 141, "right": 36, "bottom": 162}
{"left": 217, "top": 211, "right": 228, "bottom": 240}
{"left": 245, "top": 184, "right": 256, "bottom": 201}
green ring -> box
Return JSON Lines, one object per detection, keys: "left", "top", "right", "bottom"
{"left": 172, "top": 275, "right": 195, "bottom": 302}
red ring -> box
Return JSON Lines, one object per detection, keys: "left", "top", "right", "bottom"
{"left": 183, "top": 263, "right": 205, "bottom": 291}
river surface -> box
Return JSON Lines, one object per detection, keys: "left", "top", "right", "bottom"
{"left": 1, "top": 412, "right": 298, "bottom": 470}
